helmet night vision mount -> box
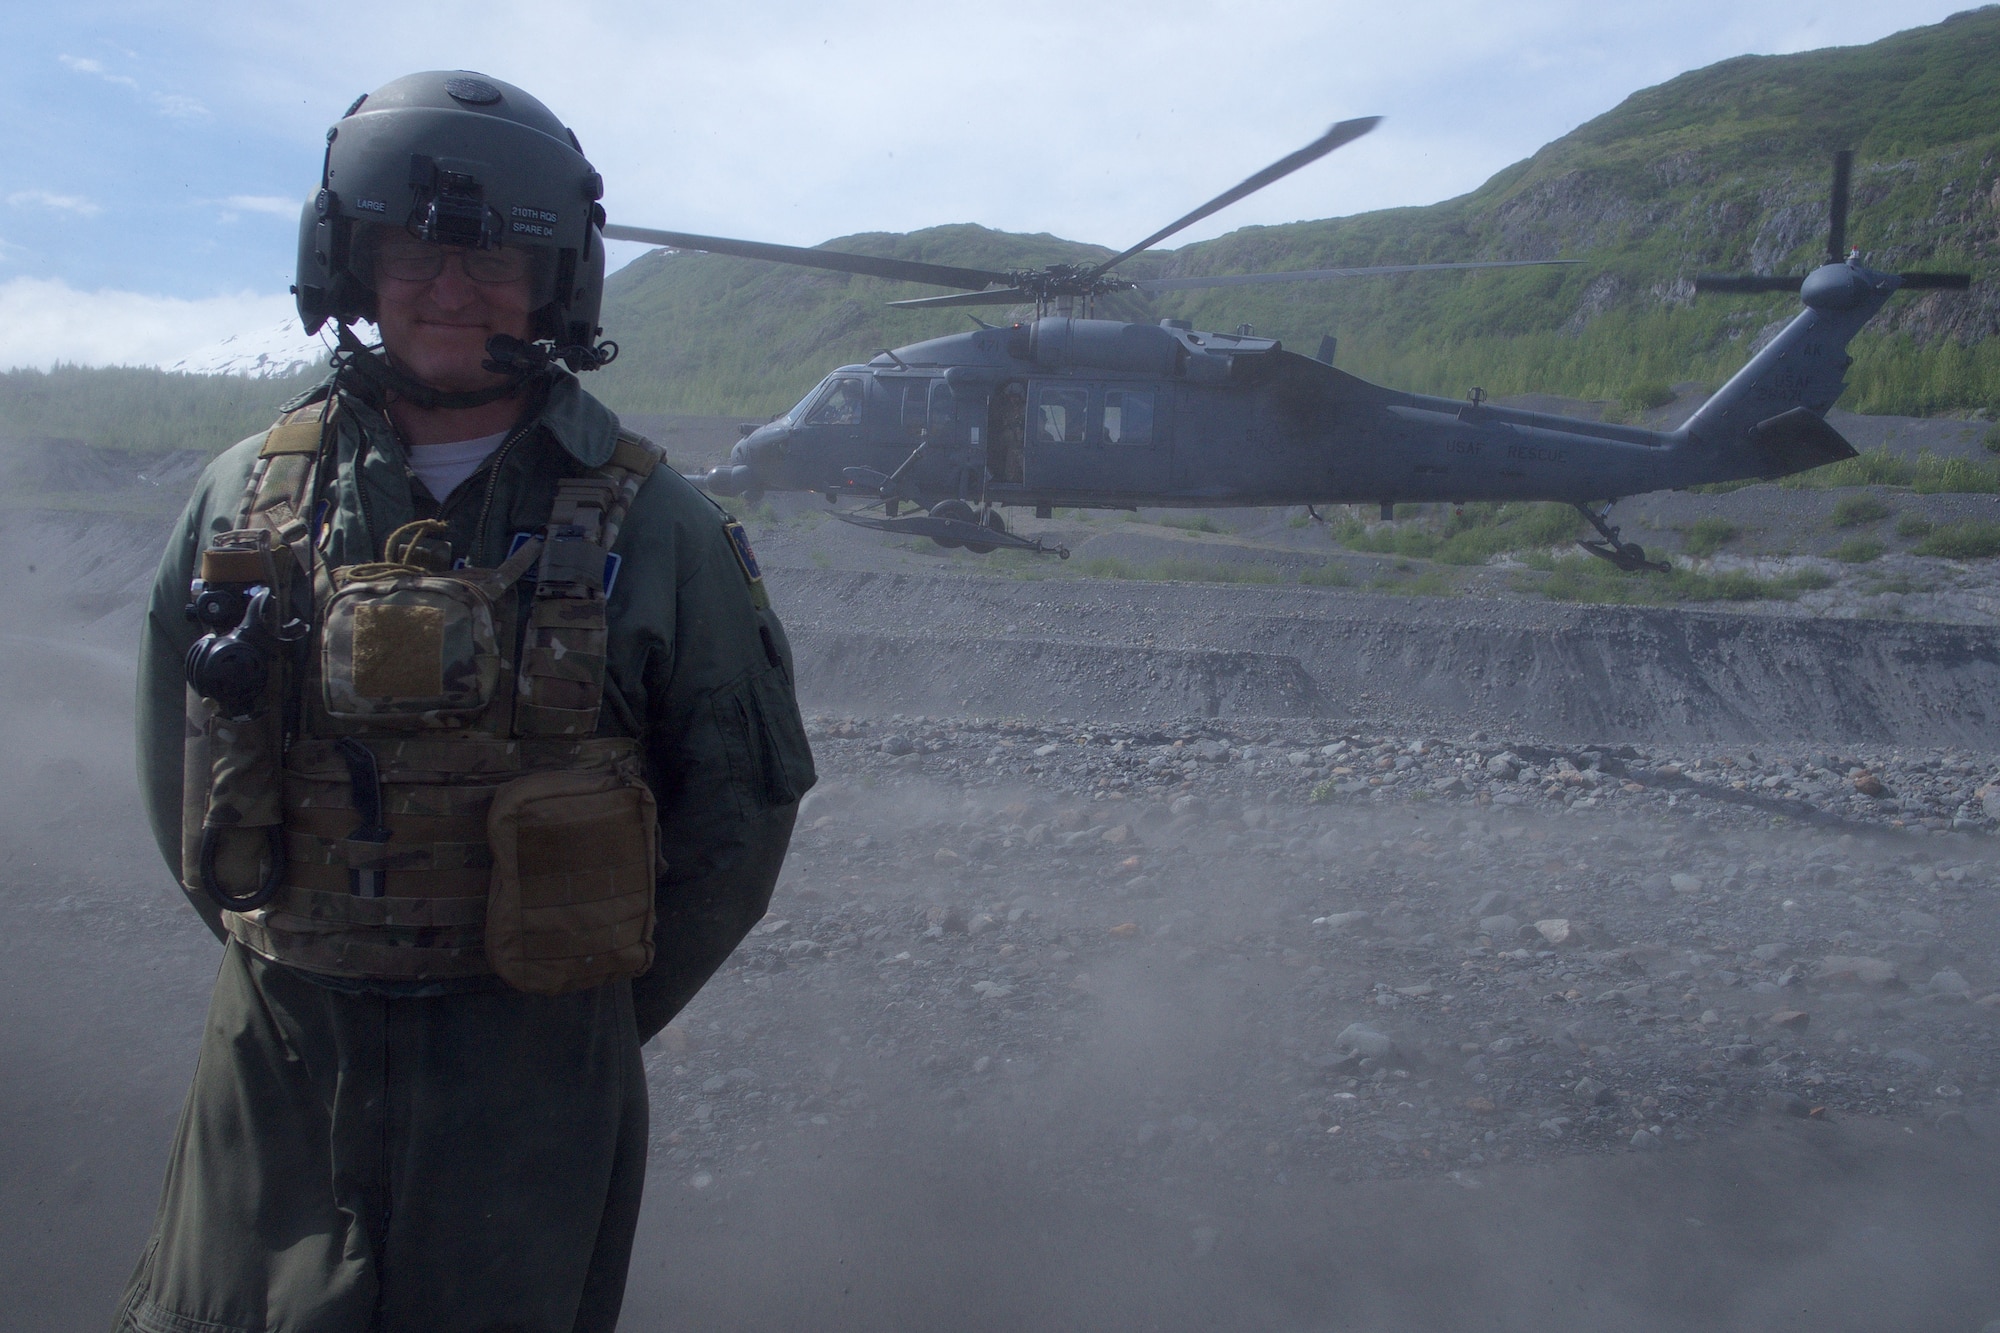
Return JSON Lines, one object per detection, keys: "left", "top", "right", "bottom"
{"left": 293, "top": 70, "right": 614, "bottom": 375}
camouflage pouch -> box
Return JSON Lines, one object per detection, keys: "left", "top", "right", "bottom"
{"left": 320, "top": 574, "right": 501, "bottom": 725}
{"left": 319, "top": 522, "right": 535, "bottom": 728}
{"left": 484, "top": 761, "right": 658, "bottom": 995}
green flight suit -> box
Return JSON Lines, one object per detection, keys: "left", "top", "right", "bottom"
{"left": 115, "top": 372, "right": 814, "bottom": 1333}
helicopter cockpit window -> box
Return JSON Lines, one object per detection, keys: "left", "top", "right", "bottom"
{"left": 927, "top": 380, "right": 956, "bottom": 434}
{"left": 897, "top": 382, "right": 927, "bottom": 438}
{"left": 1103, "top": 389, "right": 1155, "bottom": 445}
{"left": 1035, "top": 387, "right": 1091, "bottom": 445}
{"left": 782, "top": 383, "right": 822, "bottom": 423}
{"left": 806, "top": 377, "right": 866, "bottom": 427}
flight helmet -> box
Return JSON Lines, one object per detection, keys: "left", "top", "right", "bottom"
{"left": 293, "top": 70, "right": 612, "bottom": 372}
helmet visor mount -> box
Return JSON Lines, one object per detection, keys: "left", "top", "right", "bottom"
{"left": 409, "top": 153, "right": 496, "bottom": 249}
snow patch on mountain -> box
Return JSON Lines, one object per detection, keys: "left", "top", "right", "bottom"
{"left": 165, "top": 317, "right": 335, "bottom": 378}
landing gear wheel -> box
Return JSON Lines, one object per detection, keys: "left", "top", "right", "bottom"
{"left": 930, "top": 498, "right": 975, "bottom": 550}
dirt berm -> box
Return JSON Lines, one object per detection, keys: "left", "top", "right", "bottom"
{"left": 771, "top": 570, "right": 2000, "bottom": 746}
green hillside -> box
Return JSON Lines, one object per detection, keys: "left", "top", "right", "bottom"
{"left": 0, "top": 364, "right": 322, "bottom": 456}
{"left": 588, "top": 6, "right": 2000, "bottom": 419}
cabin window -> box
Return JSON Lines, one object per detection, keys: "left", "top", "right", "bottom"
{"left": 897, "top": 381, "right": 927, "bottom": 438}
{"left": 806, "top": 377, "right": 865, "bottom": 426}
{"left": 1035, "top": 387, "right": 1090, "bottom": 445}
{"left": 928, "top": 380, "right": 956, "bottom": 434}
{"left": 1103, "top": 389, "right": 1155, "bottom": 445}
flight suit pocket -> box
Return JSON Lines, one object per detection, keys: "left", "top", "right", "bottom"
{"left": 713, "top": 663, "right": 818, "bottom": 810}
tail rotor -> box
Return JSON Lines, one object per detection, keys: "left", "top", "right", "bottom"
{"left": 1693, "top": 150, "right": 1970, "bottom": 296}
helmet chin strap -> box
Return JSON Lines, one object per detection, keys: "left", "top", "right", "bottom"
{"left": 331, "top": 324, "right": 544, "bottom": 411}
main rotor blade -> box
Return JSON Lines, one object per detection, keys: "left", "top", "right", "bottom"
{"left": 1693, "top": 275, "right": 1805, "bottom": 294}
{"left": 1827, "top": 149, "right": 1853, "bottom": 264}
{"left": 603, "top": 223, "right": 1014, "bottom": 292}
{"left": 1133, "top": 258, "right": 1579, "bottom": 293}
{"left": 1083, "top": 116, "right": 1381, "bottom": 281}
{"left": 1896, "top": 271, "right": 1973, "bottom": 290}
{"left": 885, "top": 287, "right": 1036, "bottom": 309}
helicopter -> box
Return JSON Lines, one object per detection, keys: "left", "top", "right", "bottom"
{"left": 605, "top": 128, "right": 1970, "bottom": 567}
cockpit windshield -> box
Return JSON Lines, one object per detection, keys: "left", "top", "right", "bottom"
{"left": 781, "top": 382, "right": 826, "bottom": 423}
{"left": 805, "top": 377, "right": 866, "bottom": 427}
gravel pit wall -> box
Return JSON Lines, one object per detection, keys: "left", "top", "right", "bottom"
{"left": 773, "top": 570, "right": 2000, "bottom": 746}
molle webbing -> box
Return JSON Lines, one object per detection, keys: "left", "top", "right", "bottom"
{"left": 238, "top": 400, "right": 333, "bottom": 569}
{"left": 515, "top": 430, "right": 663, "bottom": 739}
{"left": 200, "top": 409, "right": 669, "bottom": 985}
{"left": 223, "top": 735, "right": 640, "bottom": 983}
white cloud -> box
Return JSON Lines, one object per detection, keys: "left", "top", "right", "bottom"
{"left": 153, "top": 92, "right": 211, "bottom": 121}
{"left": 59, "top": 51, "right": 208, "bottom": 119}
{"left": 9, "top": 189, "right": 101, "bottom": 217}
{"left": 224, "top": 195, "right": 298, "bottom": 218}
{"left": 0, "top": 278, "right": 299, "bottom": 371}
{"left": 58, "top": 53, "right": 138, "bottom": 90}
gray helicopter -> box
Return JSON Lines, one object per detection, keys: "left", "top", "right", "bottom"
{"left": 607, "top": 131, "right": 1969, "bottom": 567}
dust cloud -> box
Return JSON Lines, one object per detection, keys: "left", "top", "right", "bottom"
{"left": 5, "top": 476, "right": 2000, "bottom": 1331}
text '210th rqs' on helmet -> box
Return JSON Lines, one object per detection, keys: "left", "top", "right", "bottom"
{"left": 292, "top": 70, "right": 616, "bottom": 385}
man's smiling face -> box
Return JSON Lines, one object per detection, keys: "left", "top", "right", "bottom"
{"left": 365, "top": 227, "right": 539, "bottom": 393}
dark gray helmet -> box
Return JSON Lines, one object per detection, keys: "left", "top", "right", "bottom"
{"left": 293, "top": 70, "right": 610, "bottom": 370}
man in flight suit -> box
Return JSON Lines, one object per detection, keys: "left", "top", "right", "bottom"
{"left": 115, "top": 70, "right": 813, "bottom": 1332}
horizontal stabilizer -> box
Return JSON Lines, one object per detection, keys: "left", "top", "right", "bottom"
{"left": 1749, "top": 406, "right": 1857, "bottom": 477}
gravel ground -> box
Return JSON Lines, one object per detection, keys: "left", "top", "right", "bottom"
{"left": 649, "top": 714, "right": 2000, "bottom": 1203}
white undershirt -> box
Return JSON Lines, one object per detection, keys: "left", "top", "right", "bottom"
{"left": 406, "top": 430, "right": 508, "bottom": 501}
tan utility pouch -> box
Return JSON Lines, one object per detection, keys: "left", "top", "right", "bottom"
{"left": 485, "top": 764, "right": 658, "bottom": 995}
{"left": 320, "top": 572, "right": 503, "bottom": 726}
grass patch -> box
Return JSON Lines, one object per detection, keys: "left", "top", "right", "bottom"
{"left": 1620, "top": 380, "right": 1677, "bottom": 413}
{"left": 1538, "top": 556, "right": 1832, "bottom": 605}
{"left": 1076, "top": 556, "right": 1281, "bottom": 585}
{"left": 1157, "top": 513, "right": 1227, "bottom": 534}
{"left": 1896, "top": 513, "right": 1935, "bottom": 539}
{"left": 1333, "top": 501, "right": 1581, "bottom": 565}
{"left": 1371, "top": 567, "right": 1459, "bottom": 597}
{"left": 1832, "top": 538, "right": 1885, "bottom": 563}
{"left": 1299, "top": 563, "right": 1353, "bottom": 587}
{"left": 1682, "top": 517, "right": 1740, "bottom": 557}
{"left": 1913, "top": 521, "right": 2000, "bottom": 559}
{"left": 1781, "top": 448, "right": 2000, "bottom": 494}
{"left": 1831, "top": 493, "right": 1891, "bottom": 526}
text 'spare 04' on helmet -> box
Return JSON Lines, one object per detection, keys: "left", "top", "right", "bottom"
{"left": 292, "top": 71, "right": 608, "bottom": 370}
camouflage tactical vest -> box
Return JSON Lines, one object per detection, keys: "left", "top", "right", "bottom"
{"left": 181, "top": 397, "right": 668, "bottom": 994}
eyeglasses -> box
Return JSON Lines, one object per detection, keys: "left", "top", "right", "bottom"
{"left": 370, "top": 236, "right": 535, "bottom": 285}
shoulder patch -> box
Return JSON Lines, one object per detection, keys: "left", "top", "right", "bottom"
{"left": 260, "top": 419, "right": 324, "bottom": 457}
{"left": 723, "top": 518, "right": 762, "bottom": 583}
{"left": 722, "top": 517, "right": 770, "bottom": 609}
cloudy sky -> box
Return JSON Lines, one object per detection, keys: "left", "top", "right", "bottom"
{"left": 0, "top": 1, "right": 1975, "bottom": 370}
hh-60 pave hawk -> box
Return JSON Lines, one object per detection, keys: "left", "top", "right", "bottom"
{"left": 607, "top": 128, "right": 1970, "bottom": 567}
